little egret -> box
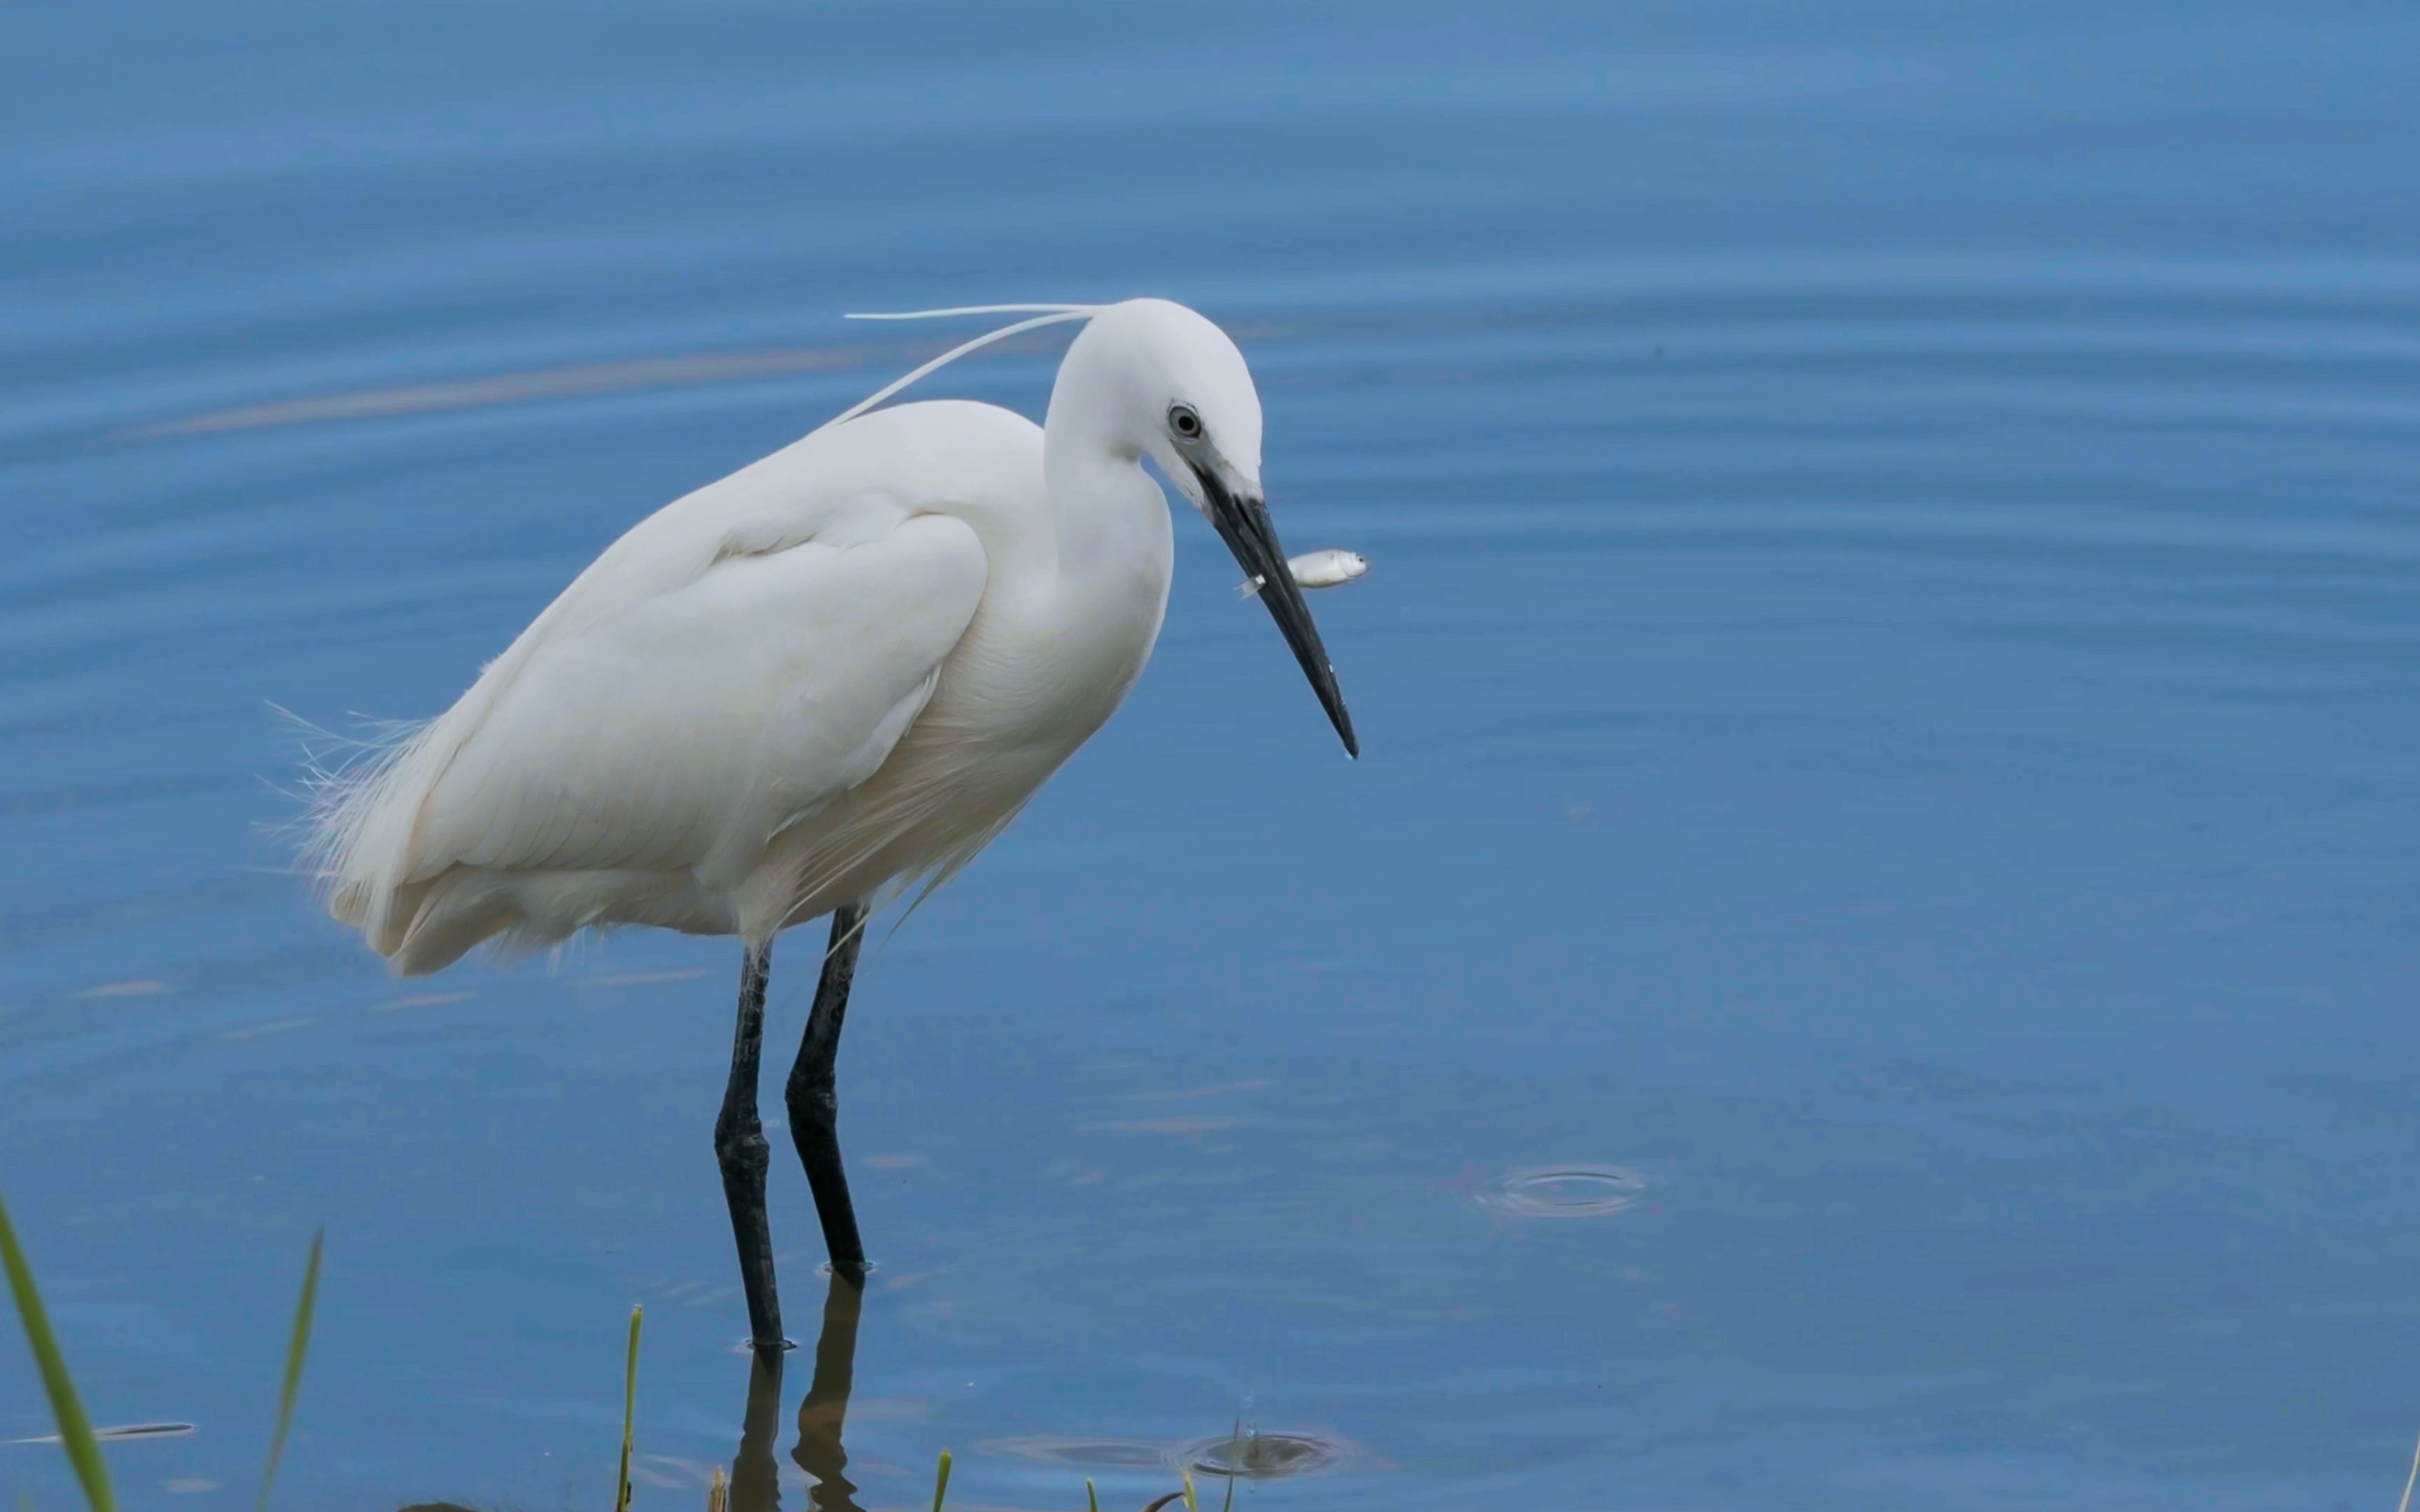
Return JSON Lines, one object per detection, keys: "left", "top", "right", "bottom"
{"left": 299, "top": 298, "right": 1356, "bottom": 1351}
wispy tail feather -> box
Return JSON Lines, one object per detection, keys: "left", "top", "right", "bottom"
{"left": 281, "top": 705, "right": 445, "bottom": 955}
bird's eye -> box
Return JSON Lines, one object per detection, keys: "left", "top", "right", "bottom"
{"left": 1169, "top": 403, "right": 1202, "bottom": 440}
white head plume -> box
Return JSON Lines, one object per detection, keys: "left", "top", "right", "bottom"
{"left": 824, "top": 304, "right": 1105, "bottom": 430}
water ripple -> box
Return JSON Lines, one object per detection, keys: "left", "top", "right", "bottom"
{"left": 1174, "top": 1430, "right": 1355, "bottom": 1480}
{"left": 1476, "top": 1165, "right": 1648, "bottom": 1219}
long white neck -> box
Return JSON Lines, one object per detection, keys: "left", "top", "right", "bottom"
{"left": 1041, "top": 325, "right": 1169, "bottom": 582}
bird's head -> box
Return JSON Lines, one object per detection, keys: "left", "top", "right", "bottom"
{"left": 1058, "top": 298, "right": 1356, "bottom": 758}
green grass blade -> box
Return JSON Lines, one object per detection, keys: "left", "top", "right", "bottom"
{"left": 1218, "top": 1420, "right": 1237, "bottom": 1512}
{"left": 1085, "top": 1477, "right": 1099, "bottom": 1512}
{"left": 0, "top": 1192, "right": 116, "bottom": 1512}
{"left": 255, "top": 1227, "right": 323, "bottom": 1512}
{"left": 1181, "top": 1468, "right": 1197, "bottom": 1512}
{"left": 617, "top": 1306, "right": 643, "bottom": 1512}
{"left": 2397, "top": 1426, "right": 2420, "bottom": 1512}
{"left": 931, "top": 1447, "right": 952, "bottom": 1511}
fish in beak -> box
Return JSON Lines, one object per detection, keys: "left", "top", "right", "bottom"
{"left": 1191, "top": 462, "right": 1358, "bottom": 757}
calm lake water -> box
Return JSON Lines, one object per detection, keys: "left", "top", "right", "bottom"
{"left": 6, "top": 3, "right": 2420, "bottom": 1508}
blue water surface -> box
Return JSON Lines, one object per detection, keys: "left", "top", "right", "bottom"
{"left": 5, "top": 3, "right": 2419, "bottom": 1508}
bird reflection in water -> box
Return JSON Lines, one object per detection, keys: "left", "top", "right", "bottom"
{"left": 728, "top": 1268, "right": 866, "bottom": 1512}
{"left": 402, "top": 1270, "right": 1220, "bottom": 1512}
{"left": 400, "top": 1273, "right": 866, "bottom": 1512}
{"left": 736, "top": 1278, "right": 1199, "bottom": 1512}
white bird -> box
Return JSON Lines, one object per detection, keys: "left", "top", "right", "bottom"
{"left": 1239, "top": 547, "right": 1368, "bottom": 597}
{"left": 298, "top": 298, "right": 1356, "bottom": 1352}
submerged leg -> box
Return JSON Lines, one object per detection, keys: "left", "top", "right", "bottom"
{"left": 716, "top": 942, "right": 786, "bottom": 1352}
{"left": 786, "top": 903, "right": 870, "bottom": 1279}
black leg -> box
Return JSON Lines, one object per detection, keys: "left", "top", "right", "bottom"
{"left": 786, "top": 904, "right": 870, "bottom": 1279}
{"left": 716, "top": 942, "right": 786, "bottom": 1352}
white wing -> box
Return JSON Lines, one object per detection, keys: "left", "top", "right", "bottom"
{"left": 412, "top": 510, "right": 984, "bottom": 883}
{"left": 308, "top": 404, "right": 1013, "bottom": 961}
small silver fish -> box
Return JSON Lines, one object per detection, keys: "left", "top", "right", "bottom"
{"left": 1238, "top": 549, "right": 1369, "bottom": 598}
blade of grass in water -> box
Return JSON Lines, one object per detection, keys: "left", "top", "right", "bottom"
{"left": 1182, "top": 1469, "right": 1198, "bottom": 1511}
{"left": 1086, "top": 1478, "right": 1099, "bottom": 1512}
{"left": 2397, "top": 1427, "right": 2420, "bottom": 1512}
{"left": 618, "top": 1306, "right": 643, "bottom": 1512}
{"left": 931, "top": 1447, "right": 952, "bottom": 1511}
{"left": 1219, "top": 1419, "right": 1237, "bottom": 1512}
{"left": 0, "top": 1191, "right": 116, "bottom": 1512}
{"left": 256, "top": 1228, "right": 323, "bottom": 1512}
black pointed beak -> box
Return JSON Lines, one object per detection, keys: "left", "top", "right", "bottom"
{"left": 1194, "top": 464, "right": 1358, "bottom": 757}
